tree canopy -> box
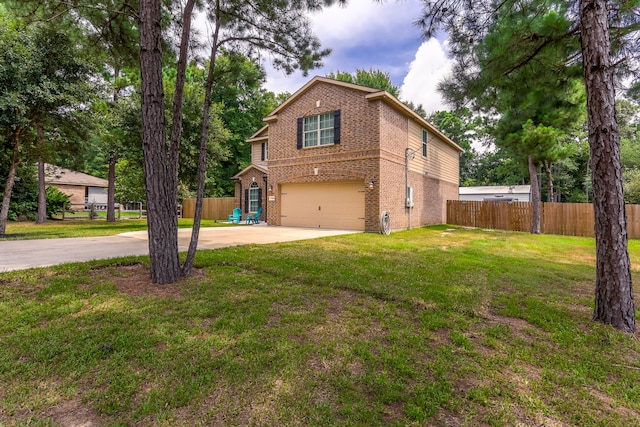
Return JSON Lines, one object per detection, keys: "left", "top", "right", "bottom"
{"left": 417, "top": 0, "right": 638, "bottom": 332}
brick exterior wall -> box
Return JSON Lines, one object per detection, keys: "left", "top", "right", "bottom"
{"left": 234, "top": 168, "right": 268, "bottom": 221}
{"left": 54, "top": 184, "right": 85, "bottom": 209}
{"left": 236, "top": 79, "right": 461, "bottom": 232}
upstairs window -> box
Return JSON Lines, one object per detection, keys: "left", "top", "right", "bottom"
{"left": 297, "top": 110, "right": 341, "bottom": 149}
{"left": 261, "top": 142, "right": 268, "bottom": 161}
{"left": 422, "top": 129, "right": 428, "bottom": 157}
{"left": 304, "top": 112, "right": 333, "bottom": 147}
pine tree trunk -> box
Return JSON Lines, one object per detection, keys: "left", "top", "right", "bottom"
{"left": 37, "top": 159, "right": 47, "bottom": 224}
{"left": 545, "top": 164, "right": 554, "bottom": 202}
{"left": 139, "top": 0, "right": 181, "bottom": 284}
{"left": 528, "top": 155, "right": 541, "bottom": 234}
{"left": 106, "top": 155, "right": 116, "bottom": 222}
{"left": 36, "top": 124, "right": 47, "bottom": 224}
{"left": 0, "top": 142, "right": 19, "bottom": 236}
{"left": 183, "top": 1, "right": 219, "bottom": 276}
{"left": 580, "top": 0, "right": 635, "bottom": 332}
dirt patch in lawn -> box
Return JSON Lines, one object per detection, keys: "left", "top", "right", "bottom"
{"left": 88, "top": 262, "right": 205, "bottom": 298}
{"left": 46, "top": 397, "right": 101, "bottom": 427}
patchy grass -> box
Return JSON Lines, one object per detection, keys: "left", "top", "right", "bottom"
{"left": 1, "top": 226, "right": 639, "bottom": 426}
{"left": 1, "top": 218, "right": 236, "bottom": 240}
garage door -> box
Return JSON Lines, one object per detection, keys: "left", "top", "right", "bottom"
{"left": 280, "top": 181, "right": 365, "bottom": 230}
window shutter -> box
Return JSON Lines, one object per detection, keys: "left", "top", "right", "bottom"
{"left": 334, "top": 110, "right": 341, "bottom": 144}
{"left": 297, "top": 118, "right": 303, "bottom": 149}
{"left": 261, "top": 143, "right": 265, "bottom": 161}
{"left": 244, "top": 189, "right": 249, "bottom": 213}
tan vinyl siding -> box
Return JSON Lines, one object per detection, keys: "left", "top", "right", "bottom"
{"left": 251, "top": 142, "right": 268, "bottom": 168}
{"left": 407, "top": 120, "right": 459, "bottom": 185}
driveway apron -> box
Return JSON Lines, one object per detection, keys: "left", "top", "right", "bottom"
{"left": 0, "top": 226, "right": 358, "bottom": 272}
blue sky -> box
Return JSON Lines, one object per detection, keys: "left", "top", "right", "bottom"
{"left": 262, "top": 0, "right": 453, "bottom": 114}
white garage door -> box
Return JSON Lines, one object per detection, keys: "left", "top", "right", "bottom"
{"left": 280, "top": 181, "right": 365, "bottom": 230}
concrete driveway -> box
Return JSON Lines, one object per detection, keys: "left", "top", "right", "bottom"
{"left": 0, "top": 225, "right": 359, "bottom": 272}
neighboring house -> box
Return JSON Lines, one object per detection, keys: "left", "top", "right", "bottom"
{"left": 459, "top": 185, "right": 532, "bottom": 202}
{"left": 232, "top": 76, "right": 463, "bottom": 232}
{"left": 44, "top": 164, "right": 108, "bottom": 209}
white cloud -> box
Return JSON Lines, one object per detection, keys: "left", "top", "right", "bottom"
{"left": 310, "top": 0, "right": 422, "bottom": 47}
{"left": 264, "top": 0, "right": 425, "bottom": 95}
{"left": 400, "top": 38, "right": 453, "bottom": 115}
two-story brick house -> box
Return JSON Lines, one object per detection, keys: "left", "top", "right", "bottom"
{"left": 232, "top": 76, "right": 463, "bottom": 232}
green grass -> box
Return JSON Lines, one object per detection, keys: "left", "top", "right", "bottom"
{"left": 1, "top": 218, "right": 236, "bottom": 240}
{"left": 1, "top": 226, "right": 639, "bottom": 426}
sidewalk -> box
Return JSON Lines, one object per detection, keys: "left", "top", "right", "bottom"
{"left": 0, "top": 225, "right": 358, "bottom": 272}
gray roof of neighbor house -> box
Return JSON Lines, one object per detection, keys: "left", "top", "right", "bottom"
{"left": 459, "top": 185, "right": 531, "bottom": 195}
{"left": 44, "top": 164, "right": 108, "bottom": 187}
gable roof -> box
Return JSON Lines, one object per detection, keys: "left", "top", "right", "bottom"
{"left": 265, "top": 76, "right": 380, "bottom": 119}
{"left": 232, "top": 164, "right": 268, "bottom": 179}
{"left": 262, "top": 76, "right": 463, "bottom": 152}
{"left": 44, "top": 164, "right": 108, "bottom": 187}
{"left": 247, "top": 125, "right": 269, "bottom": 142}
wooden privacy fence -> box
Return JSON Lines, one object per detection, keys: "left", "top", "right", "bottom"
{"left": 447, "top": 200, "right": 640, "bottom": 239}
{"left": 182, "top": 197, "right": 235, "bottom": 220}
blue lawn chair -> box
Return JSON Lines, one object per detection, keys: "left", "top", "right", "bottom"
{"left": 245, "top": 207, "right": 262, "bottom": 224}
{"left": 227, "top": 208, "right": 242, "bottom": 223}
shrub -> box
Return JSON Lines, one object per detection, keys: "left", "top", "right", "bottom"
{"left": 46, "top": 186, "right": 71, "bottom": 218}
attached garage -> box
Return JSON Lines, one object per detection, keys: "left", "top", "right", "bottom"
{"left": 280, "top": 181, "right": 365, "bottom": 230}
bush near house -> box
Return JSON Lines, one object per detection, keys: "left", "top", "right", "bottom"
{"left": 45, "top": 186, "right": 71, "bottom": 218}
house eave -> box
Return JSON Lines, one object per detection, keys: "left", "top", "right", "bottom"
{"left": 263, "top": 76, "right": 382, "bottom": 122}
{"left": 232, "top": 164, "right": 268, "bottom": 179}
{"left": 365, "top": 92, "right": 464, "bottom": 153}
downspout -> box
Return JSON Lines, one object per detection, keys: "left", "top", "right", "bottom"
{"left": 262, "top": 173, "right": 268, "bottom": 221}
{"left": 406, "top": 147, "right": 411, "bottom": 230}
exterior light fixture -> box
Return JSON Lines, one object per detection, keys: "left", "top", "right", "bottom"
{"left": 369, "top": 180, "right": 375, "bottom": 190}
{"left": 268, "top": 184, "right": 273, "bottom": 192}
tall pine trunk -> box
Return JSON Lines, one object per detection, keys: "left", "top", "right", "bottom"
{"left": 580, "top": 0, "right": 635, "bottom": 332}
{"left": 0, "top": 132, "right": 20, "bottom": 236}
{"left": 545, "top": 163, "right": 554, "bottom": 202}
{"left": 183, "top": 1, "right": 220, "bottom": 276}
{"left": 528, "top": 155, "right": 541, "bottom": 234}
{"left": 36, "top": 124, "right": 47, "bottom": 224}
{"left": 139, "top": 0, "right": 181, "bottom": 284}
{"left": 106, "top": 155, "right": 116, "bottom": 222}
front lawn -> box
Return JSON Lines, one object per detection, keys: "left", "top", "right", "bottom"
{"left": 1, "top": 226, "right": 639, "bottom": 426}
{"left": 1, "top": 218, "right": 233, "bottom": 240}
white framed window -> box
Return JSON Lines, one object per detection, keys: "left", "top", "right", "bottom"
{"left": 422, "top": 129, "right": 428, "bottom": 157}
{"left": 249, "top": 182, "right": 260, "bottom": 213}
{"left": 304, "top": 112, "right": 334, "bottom": 148}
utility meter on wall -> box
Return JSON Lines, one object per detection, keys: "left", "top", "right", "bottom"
{"left": 406, "top": 187, "right": 414, "bottom": 208}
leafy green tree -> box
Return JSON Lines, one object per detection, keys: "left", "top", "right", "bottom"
{"left": 326, "top": 68, "right": 431, "bottom": 117}
{"left": 624, "top": 169, "right": 640, "bottom": 204}
{"left": 164, "top": 65, "right": 231, "bottom": 194}
{"left": 618, "top": 99, "right": 640, "bottom": 204}
{"left": 327, "top": 68, "right": 401, "bottom": 97}
{"left": 209, "top": 53, "right": 279, "bottom": 197}
{"left": 0, "top": 163, "right": 38, "bottom": 222}
{"left": 115, "top": 159, "right": 145, "bottom": 205}
{"left": 0, "top": 15, "right": 93, "bottom": 235}
{"left": 436, "top": 3, "right": 584, "bottom": 233}
{"left": 418, "top": 0, "right": 639, "bottom": 332}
